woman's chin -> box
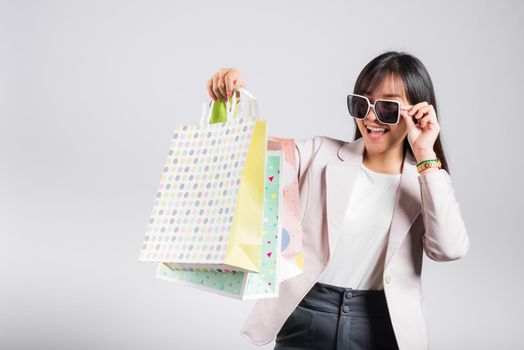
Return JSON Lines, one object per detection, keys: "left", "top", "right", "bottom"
{"left": 363, "top": 139, "right": 389, "bottom": 154}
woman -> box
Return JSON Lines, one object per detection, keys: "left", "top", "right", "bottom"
{"left": 207, "top": 51, "right": 470, "bottom": 350}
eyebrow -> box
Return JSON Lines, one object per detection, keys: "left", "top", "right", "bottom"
{"left": 362, "top": 92, "right": 402, "bottom": 99}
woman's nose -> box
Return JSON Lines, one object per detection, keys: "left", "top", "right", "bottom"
{"left": 367, "top": 107, "right": 378, "bottom": 121}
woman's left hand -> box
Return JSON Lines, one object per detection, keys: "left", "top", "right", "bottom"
{"left": 400, "top": 101, "right": 440, "bottom": 156}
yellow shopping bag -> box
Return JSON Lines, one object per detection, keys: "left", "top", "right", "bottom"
{"left": 206, "top": 93, "right": 266, "bottom": 271}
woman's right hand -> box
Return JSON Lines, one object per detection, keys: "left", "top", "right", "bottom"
{"left": 207, "top": 68, "right": 247, "bottom": 101}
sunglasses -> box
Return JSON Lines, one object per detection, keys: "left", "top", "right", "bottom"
{"left": 346, "top": 93, "right": 402, "bottom": 125}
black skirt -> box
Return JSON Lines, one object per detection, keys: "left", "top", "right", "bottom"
{"left": 274, "top": 281, "right": 399, "bottom": 350}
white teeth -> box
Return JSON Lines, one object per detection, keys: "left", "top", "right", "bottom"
{"left": 367, "top": 126, "right": 387, "bottom": 132}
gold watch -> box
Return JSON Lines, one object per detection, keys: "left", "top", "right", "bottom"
{"left": 417, "top": 158, "right": 442, "bottom": 173}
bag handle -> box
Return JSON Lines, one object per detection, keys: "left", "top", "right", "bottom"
{"left": 200, "top": 86, "right": 259, "bottom": 125}
{"left": 201, "top": 98, "right": 237, "bottom": 125}
{"left": 235, "top": 87, "right": 259, "bottom": 119}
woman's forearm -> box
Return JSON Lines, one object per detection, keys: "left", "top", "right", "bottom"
{"left": 418, "top": 169, "right": 470, "bottom": 261}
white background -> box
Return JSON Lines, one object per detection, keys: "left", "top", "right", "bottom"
{"left": 1, "top": 0, "right": 522, "bottom": 349}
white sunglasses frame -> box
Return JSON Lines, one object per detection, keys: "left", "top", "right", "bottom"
{"left": 347, "top": 93, "right": 402, "bottom": 125}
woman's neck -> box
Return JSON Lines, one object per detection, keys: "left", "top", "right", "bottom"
{"left": 362, "top": 147, "right": 404, "bottom": 175}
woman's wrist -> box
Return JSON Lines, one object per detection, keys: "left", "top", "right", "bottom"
{"left": 414, "top": 150, "right": 437, "bottom": 164}
{"left": 414, "top": 150, "right": 442, "bottom": 174}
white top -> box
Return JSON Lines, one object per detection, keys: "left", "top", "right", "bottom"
{"left": 317, "top": 163, "right": 402, "bottom": 290}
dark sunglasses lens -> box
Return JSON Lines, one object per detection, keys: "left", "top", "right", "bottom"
{"left": 347, "top": 95, "right": 369, "bottom": 119}
{"left": 375, "top": 101, "right": 399, "bottom": 124}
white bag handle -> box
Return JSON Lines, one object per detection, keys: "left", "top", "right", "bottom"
{"left": 199, "top": 86, "right": 259, "bottom": 125}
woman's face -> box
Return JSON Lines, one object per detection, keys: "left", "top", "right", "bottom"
{"left": 355, "top": 75, "right": 410, "bottom": 155}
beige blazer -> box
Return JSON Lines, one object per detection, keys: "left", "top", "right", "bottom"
{"left": 240, "top": 136, "right": 470, "bottom": 350}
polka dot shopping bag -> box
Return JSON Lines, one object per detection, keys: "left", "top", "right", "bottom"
{"left": 138, "top": 87, "right": 268, "bottom": 274}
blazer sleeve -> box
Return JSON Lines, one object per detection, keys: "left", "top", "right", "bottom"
{"left": 418, "top": 169, "right": 470, "bottom": 261}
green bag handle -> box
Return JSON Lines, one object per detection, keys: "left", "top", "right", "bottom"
{"left": 209, "top": 96, "right": 240, "bottom": 124}
{"left": 201, "top": 87, "right": 259, "bottom": 125}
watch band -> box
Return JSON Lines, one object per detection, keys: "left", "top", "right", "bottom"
{"left": 417, "top": 158, "right": 442, "bottom": 173}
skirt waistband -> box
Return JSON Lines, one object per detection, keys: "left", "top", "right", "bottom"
{"left": 298, "top": 281, "right": 391, "bottom": 318}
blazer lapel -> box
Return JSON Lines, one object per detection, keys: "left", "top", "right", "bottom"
{"left": 325, "top": 138, "right": 422, "bottom": 268}
{"left": 383, "top": 150, "right": 421, "bottom": 269}
{"left": 325, "top": 138, "right": 364, "bottom": 262}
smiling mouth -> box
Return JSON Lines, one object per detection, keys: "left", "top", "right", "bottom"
{"left": 365, "top": 126, "right": 389, "bottom": 135}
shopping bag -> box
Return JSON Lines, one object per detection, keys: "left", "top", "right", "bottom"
{"left": 138, "top": 87, "right": 267, "bottom": 273}
{"left": 267, "top": 137, "right": 304, "bottom": 282}
{"left": 155, "top": 150, "right": 284, "bottom": 299}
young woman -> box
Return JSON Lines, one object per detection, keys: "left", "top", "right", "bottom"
{"left": 207, "top": 51, "right": 470, "bottom": 350}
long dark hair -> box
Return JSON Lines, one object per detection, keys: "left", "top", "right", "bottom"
{"left": 352, "top": 51, "right": 450, "bottom": 174}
